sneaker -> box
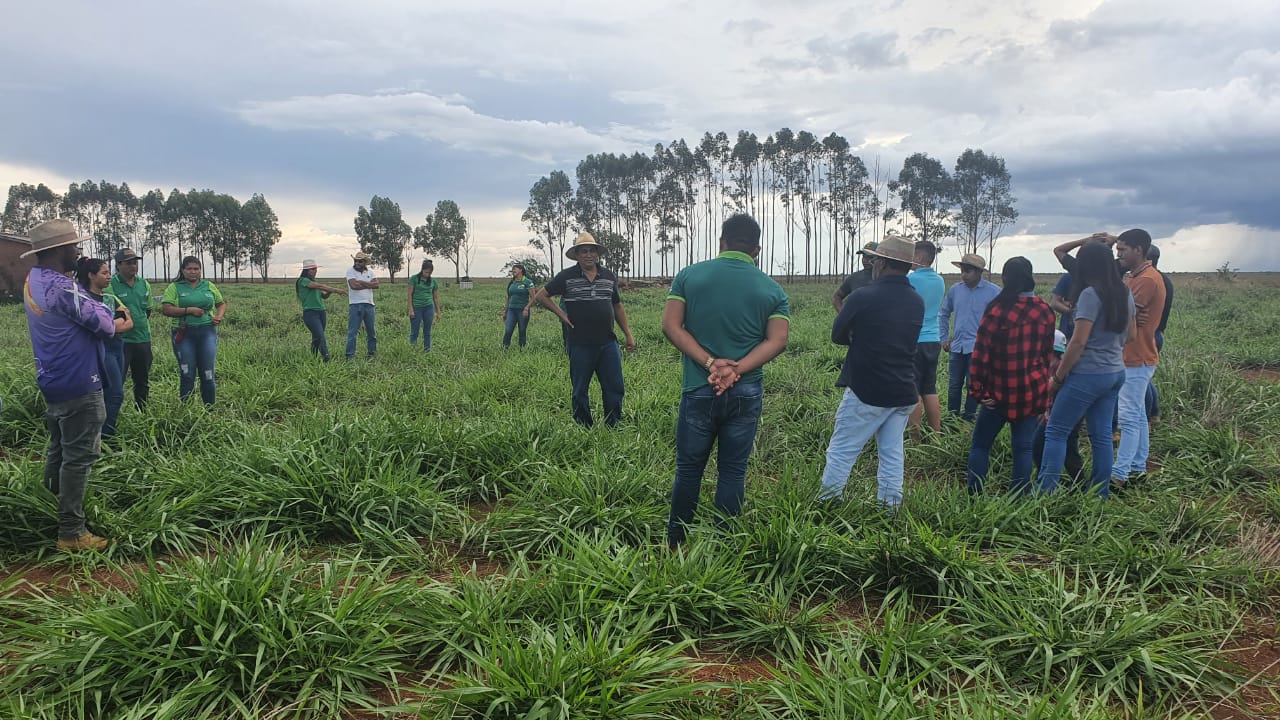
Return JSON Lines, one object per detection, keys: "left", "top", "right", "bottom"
{"left": 56, "top": 532, "right": 109, "bottom": 551}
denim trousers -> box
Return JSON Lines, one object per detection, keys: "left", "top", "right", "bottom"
{"left": 174, "top": 324, "right": 217, "bottom": 405}
{"left": 947, "top": 352, "right": 978, "bottom": 420}
{"left": 101, "top": 339, "right": 125, "bottom": 438}
{"left": 409, "top": 304, "right": 435, "bottom": 350}
{"left": 567, "top": 340, "right": 624, "bottom": 427}
{"left": 345, "top": 303, "right": 376, "bottom": 358}
{"left": 302, "top": 308, "right": 329, "bottom": 361}
{"left": 666, "top": 381, "right": 763, "bottom": 544}
{"left": 1145, "top": 331, "right": 1164, "bottom": 418}
{"left": 966, "top": 405, "right": 1039, "bottom": 496}
{"left": 122, "top": 341, "right": 153, "bottom": 407}
{"left": 43, "top": 390, "right": 105, "bottom": 539}
{"left": 819, "top": 388, "right": 913, "bottom": 505}
{"left": 1114, "top": 364, "right": 1157, "bottom": 480}
{"left": 503, "top": 307, "right": 530, "bottom": 347}
{"left": 1037, "top": 370, "right": 1124, "bottom": 497}
{"left": 1033, "top": 417, "right": 1084, "bottom": 486}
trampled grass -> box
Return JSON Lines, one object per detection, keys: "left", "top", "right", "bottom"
{"left": 1, "top": 273, "right": 1278, "bottom": 718}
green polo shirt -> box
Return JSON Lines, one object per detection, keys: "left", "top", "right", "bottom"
{"left": 409, "top": 274, "right": 439, "bottom": 307}
{"left": 507, "top": 277, "right": 535, "bottom": 309}
{"left": 108, "top": 273, "right": 152, "bottom": 343}
{"left": 162, "top": 278, "right": 224, "bottom": 327}
{"left": 668, "top": 250, "right": 790, "bottom": 392}
{"left": 296, "top": 276, "right": 326, "bottom": 311}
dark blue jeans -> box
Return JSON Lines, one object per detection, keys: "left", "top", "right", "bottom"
{"left": 947, "top": 352, "right": 978, "bottom": 420}
{"left": 1033, "top": 418, "right": 1084, "bottom": 486}
{"left": 345, "top": 303, "right": 376, "bottom": 358}
{"left": 409, "top": 304, "right": 435, "bottom": 350}
{"left": 1037, "top": 370, "right": 1125, "bottom": 498}
{"left": 102, "top": 339, "right": 125, "bottom": 437}
{"left": 44, "top": 390, "right": 105, "bottom": 539}
{"left": 966, "top": 405, "right": 1038, "bottom": 496}
{"left": 567, "top": 340, "right": 624, "bottom": 427}
{"left": 302, "top": 309, "right": 329, "bottom": 361}
{"left": 122, "top": 341, "right": 152, "bottom": 407}
{"left": 174, "top": 324, "right": 217, "bottom": 405}
{"left": 667, "top": 381, "right": 763, "bottom": 545}
{"left": 503, "top": 307, "right": 529, "bottom": 347}
{"left": 1145, "top": 331, "right": 1164, "bottom": 419}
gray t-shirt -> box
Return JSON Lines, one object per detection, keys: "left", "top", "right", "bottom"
{"left": 1071, "top": 287, "right": 1135, "bottom": 375}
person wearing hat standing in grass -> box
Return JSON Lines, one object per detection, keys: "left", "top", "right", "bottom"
{"left": 407, "top": 259, "right": 442, "bottom": 352}
{"left": 831, "top": 241, "right": 878, "bottom": 311}
{"left": 21, "top": 219, "right": 116, "bottom": 551}
{"left": 663, "top": 214, "right": 790, "bottom": 545}
{"left": 108, "top": 248, "right": 153, "bottom": 409}
{"left": 1111, "top": 229, "right": 1166, "bottom": 488}
{"left": 533, "top": 231, "right": 636, "bottom": 427}
{"left": 345, "top": 251, "right": 379, "bottom": 359}
{"left": 939, "top": 253, "right": 1001, "bottom": 421}
{"left": 296, "top": 259, "right": 346, "bottom": 361}
{"left": 906, "top": 241, "right": 945, "bottom": 439}
{"left": 818, "top": 234, "right": 923, "bottom": 508}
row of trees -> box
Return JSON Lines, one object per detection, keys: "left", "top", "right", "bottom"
{"left": 522, "top": 130, "right": 1017, "bottom": 279}
{"left": 353, "top": 197, "right": 476, "bottom": 283}
{"left": 2, "top": 181, "right": 282, "bottom": 281}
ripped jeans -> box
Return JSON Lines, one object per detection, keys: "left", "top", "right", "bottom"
{"left": 174, "top": 324, "right": 218, "bottom": 405}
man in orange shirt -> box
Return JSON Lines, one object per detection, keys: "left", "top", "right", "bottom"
{"left": 1110, "top": 228, "right": 1166, "bottom": 487}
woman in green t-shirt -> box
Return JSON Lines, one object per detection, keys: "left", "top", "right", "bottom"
{"left": 296, "top": 259, "right": 347, "bottom": 361}
{"left": 160, "top": 256, "right": 227, "bottom": 405}
{"left": 501, "top": 264, "right": 536, "bottom": 348}
{"left": 406, "top": 259, "right": 442, "bottom": 351}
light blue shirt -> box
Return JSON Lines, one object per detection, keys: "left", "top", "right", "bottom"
{"left": 907, "top": 266, "right": 945, "bottom": 343}
{"left": 939, "top": 278, "right": 1000, "bottom": 354}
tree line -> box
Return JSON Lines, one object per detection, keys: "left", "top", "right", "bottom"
{"left": 2, "top": 180, "right": 282, "bottom": 281}
{"left": 352, "top": 196, "right": 476, "bottom": 284}
{"left": 522, "top": 130, "right": 1017, "bottom": 279}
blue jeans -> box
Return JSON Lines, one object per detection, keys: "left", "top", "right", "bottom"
{"left": 102, "top": 339, "right": 125, "bottom": 437}
{"left": 667, "top": 381, "right": 763, "bottom": 544}
{"left": 302, "top": 309, "right": 329, "bottom": 361}
{"left": 503, "top": 307, "right": 529, "bottom": 347}
{"left": 966, "top": 405, "right": 1038, "bottom": 496}
{"left": 174, "top": 324, "right": 218, "bottom": 405}
{"left": 345, "top": 303, "right": 376, "bottom": 358}
{"left": 409, "top": 305, "right": 435, "bottom": 350}
{"left": 947, "top": 352, "right": 978, "bottom": 420}
{"left": 1037, "top": 370, "right": 1124, "bottom": 497}
{"left": 819, "top": 388, "right": 913, "bottom": 505}
{"left": 1145, "top": 331, "right": 1164, "bottom": 419}
{"left": 44, "top": 390, "right": 105, "bottom": 539}
{"left": 1114, "top": 364, "right": 1156, "bottom": 481}
{"left": 567, "top": 340, "right": 624, "bottom": 427}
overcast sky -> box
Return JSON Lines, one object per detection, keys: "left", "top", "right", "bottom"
{"left": 3, "top": 0, "right": 1278, "bottom": 275}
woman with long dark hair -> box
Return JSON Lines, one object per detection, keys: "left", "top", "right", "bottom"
{"left": 160, "top": 256, "right": 226, "bottom": 405}
{"left": 296, "top": 259, "right": 346, "bottom": 361}
{"left": 501, "top": 263, "right": 536, "bottom": 348}
{"left": 406, "top": 259, "right": 442, "bottom": 351}
{"left": 75, "top": 257, "right": 132, "bottom": 437}
{"left": 1036, "top": 242, "right": 1134, "bottom": 497}
{"left": 965, "top": 257, "right": 1056, "bottom": 495}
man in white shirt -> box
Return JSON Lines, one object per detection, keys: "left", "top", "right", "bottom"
{"left": 345, "top": 251, "right": 380, "bottom": 359}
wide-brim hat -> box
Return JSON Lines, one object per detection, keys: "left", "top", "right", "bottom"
{"left": 566, "top": 231, "right": 605, "bottom": 260}
{"left": 352, "top": 251, "right": 373, "bottom": 262}
{"left": 114, "top": 247, "right": 140, "bottom": 264}
{"left": 855, "top": 240, "right": 879, "bottom": 255}
{"left": 301, "top": 259, "right": 319, "bottom": 270}
{"left": 862, "top": 234, "right": 917, "bottom": 265}
{"left": 19, "top": 218, "right": 84, "bottom": 258}
{"left": 952, "top": 253, "right": 986, "bottom": 271}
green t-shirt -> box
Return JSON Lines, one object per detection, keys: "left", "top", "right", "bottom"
{"left": 409, "top": 274, "right": 439, "bottom": 307}
{"left": 108, "top": 273, "right": 152, "bottom": 343}
{"left": 506, "top": 277, "right": 535, "bottom": 309}
{"left": 296, "top": 276, "right": 326, "bottom": 311}
{"left": 162, "top": 278, "right": 224, "bottom": 327}
{"left": 667, "top": 250, "right": 790, "bottom": 393}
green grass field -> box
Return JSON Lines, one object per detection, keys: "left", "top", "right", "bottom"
{"left": 2, "top": 273, "right": 1279, "bottom": 719}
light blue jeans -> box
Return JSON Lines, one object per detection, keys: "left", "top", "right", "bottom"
{"left": 345, "top": 303, "right": 376, "bottom": 358}
{"left": 819, "top": 388, "right": 913, "bottom": 505}
{"left": 1113, "top": 364, "right": 1156, "bottom": 481}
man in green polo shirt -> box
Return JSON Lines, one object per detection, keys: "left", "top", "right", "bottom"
{"left": 662, "top": 213, "right": 790, "bottom": 545}
{"left": 108, "top": 248, "right": 153, "bottom": 408}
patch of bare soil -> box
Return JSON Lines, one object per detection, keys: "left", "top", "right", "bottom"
{"left": 0, "top": 559, "right": 149, "bottom": 596}
{"left": 1204, "top": 616, "right": 1280, "bottom": 720}
{"left": 687, "top": 650, "right": 776, "bottom": 684}
{"left": 1240, "top": 368, "right": 1280, "bottom": 383}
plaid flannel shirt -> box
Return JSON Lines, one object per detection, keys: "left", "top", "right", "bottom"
{"left": 967, "top": 295, "right": 1057, "bottom": 420}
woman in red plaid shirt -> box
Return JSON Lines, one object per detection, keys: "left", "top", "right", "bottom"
{"left": 965, "top": 257, "right": 1057, "bottom": 495}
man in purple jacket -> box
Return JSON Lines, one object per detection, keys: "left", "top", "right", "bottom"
{"left": 21, "top": 219, "right": 116, "bottom": 551}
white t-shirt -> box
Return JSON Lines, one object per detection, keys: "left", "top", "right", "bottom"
{"left": 346, "top": 267, "right": 376, "bottom": 305}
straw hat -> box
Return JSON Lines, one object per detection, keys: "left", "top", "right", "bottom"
{"left": 566, "top": 231, "right": 605, "bottom": 260}
{"left": 352, "top": 251, "right": 373, "bottom": 262}
{"left": 19, "top": 218, "right": 84, "bottom": 258}
{"left": 301, "top": 259, "right": 319, "bottom": 271}
{"left": 952, "top": 253, "right": 986, "bottom": 271}
{"left": 862, "top": 234, "right": 917, "bottom": 265}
